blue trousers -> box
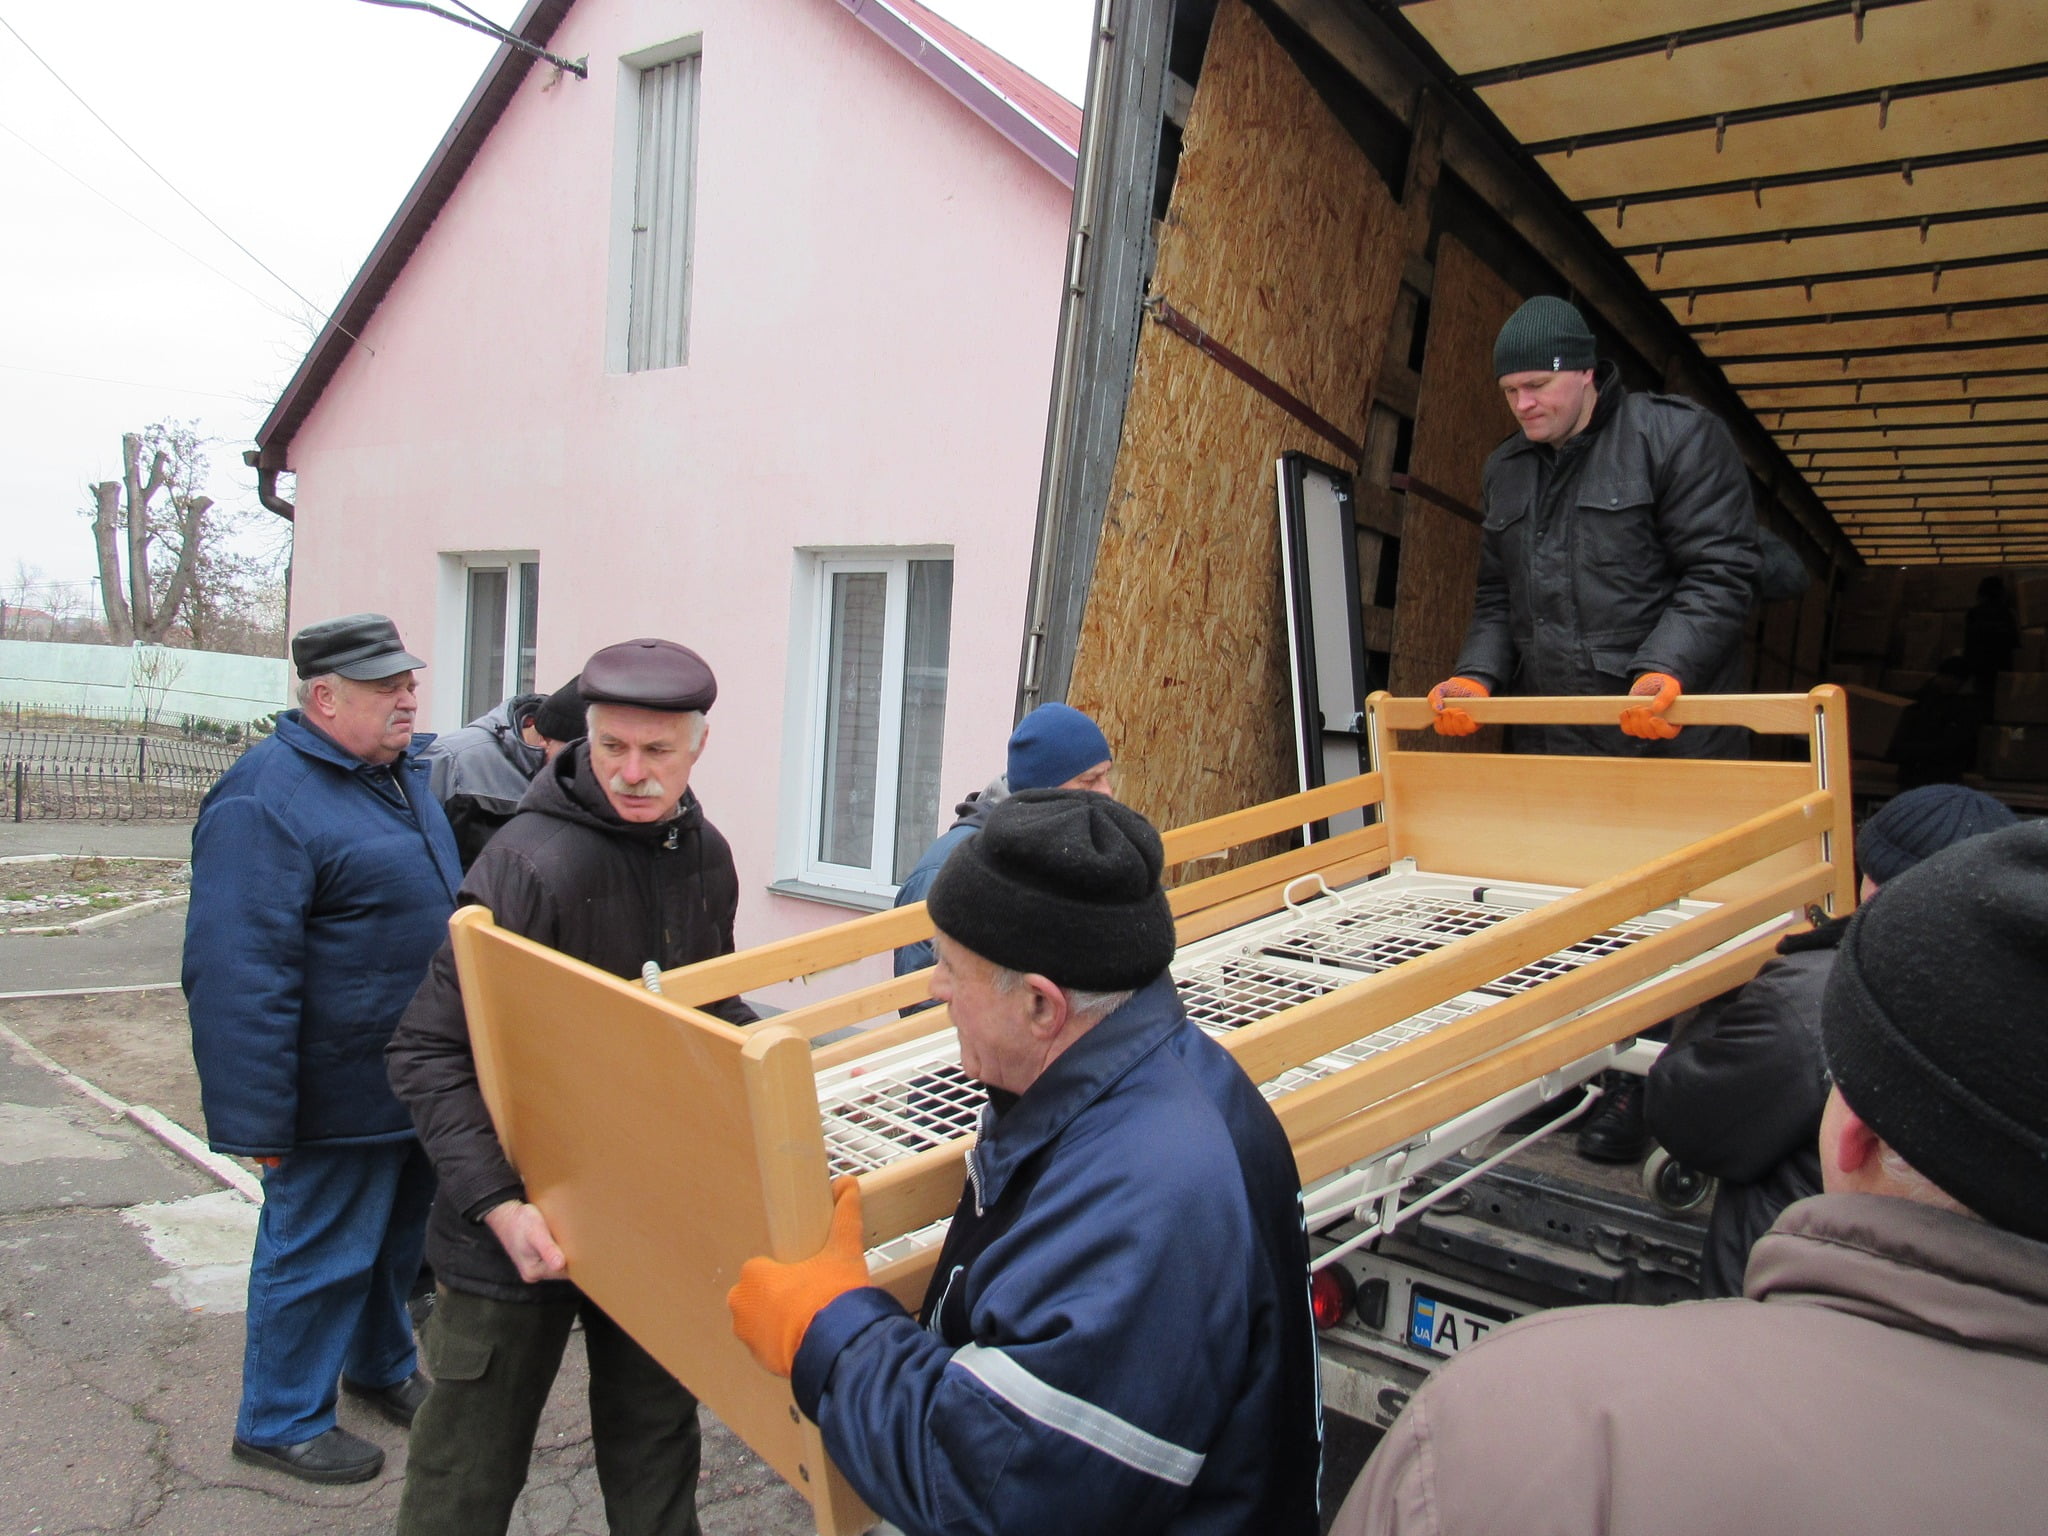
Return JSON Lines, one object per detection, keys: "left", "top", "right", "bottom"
{"left": 237, "top": 1139, "right": 435, "bottom": 1446}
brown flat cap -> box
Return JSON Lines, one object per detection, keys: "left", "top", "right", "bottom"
{"left": 579, "top": 639, "right": 717, "bottom": 713}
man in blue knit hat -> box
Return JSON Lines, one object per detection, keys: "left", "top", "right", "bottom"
{"left": 891, "top": 701, "right": 1115, "bottom": 982}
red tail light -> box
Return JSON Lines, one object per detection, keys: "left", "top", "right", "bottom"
{"left": 1310, "top": 1264, "right": 1355, "bottom": 1330}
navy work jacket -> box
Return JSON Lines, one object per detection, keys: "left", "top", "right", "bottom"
{"left": 183, "top": 711, "right": 460, "bottom": 1156}
{"left": 793, "top": 974, "right": 1323, "bottom": 1536}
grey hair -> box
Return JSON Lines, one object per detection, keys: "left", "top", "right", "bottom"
{"left": 294, "top": 673, "right": 333, "bottom": 709}
{"left": 1877, "top": 1143, "right": 1977, "bottom": 1220}
{"left": 586, "top": 703, "right": 707, "bottom": 751}
{"left": 990, "top": 965, "right": 1133, "bottom": 1026}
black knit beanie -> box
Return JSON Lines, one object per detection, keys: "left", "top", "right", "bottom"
{"left": 1494, "top": 295, "right": 1597, "bottom": 377}
{"left": 533, "top": 677, "right": 586, "bottom": 743}
{"left": 1821, "top": 820, "right": 2048, "bottom": 1241}
{"left": 1856, "top": 783, "right": 2017, "bottom": 886}
{"left": 927, "top": 789, "right": 1176, "bottom": 992}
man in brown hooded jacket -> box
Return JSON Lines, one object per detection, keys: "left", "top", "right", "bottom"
{"left": 1331, "top": 819, "right": 2048, "bottom": 1536}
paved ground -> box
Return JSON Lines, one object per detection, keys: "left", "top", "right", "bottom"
{"left": 0, "top": 823, "right": 196, "bottom": 860}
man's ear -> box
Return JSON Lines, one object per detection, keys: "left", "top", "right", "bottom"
{"left": 1023, "top": 973, "right": 1070, "bottom": 1041}
{"left": 1820, "top": 1086, "right": 1883, "bottom": 1183}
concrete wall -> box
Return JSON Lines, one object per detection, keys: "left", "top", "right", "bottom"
{"left": 0, "top": 641, "right": 289, "bottom": 724}
{"left": 283, "top": 0, "right": 1072, "bottom": 996}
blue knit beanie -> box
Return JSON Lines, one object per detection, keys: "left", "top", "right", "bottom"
{"left": 1857, "top": 784, "right": 2018, "bottom": 886}
{"left": 1007, "top": 703, "right": 1112, "bottom": 792}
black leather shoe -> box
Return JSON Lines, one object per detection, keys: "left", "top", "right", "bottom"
{"left": 342, "top": 1369, "right": 432, "bottom": 1429}
{"left": 231, "top": 1426, "right": 384, "bottom": 1484}
{"left": 1575, "top": 1075, "right": 1650, "bottom": 1164}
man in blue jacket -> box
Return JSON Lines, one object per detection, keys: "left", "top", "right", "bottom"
{"left": 184, "top": 613, "right": 461, "bottom": 1485}
{"left": 731, "top": 791, "right": 1322, "bottom": 1535}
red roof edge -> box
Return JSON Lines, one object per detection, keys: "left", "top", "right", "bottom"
{"left": 837, "top": 0, "right": 1082, "bottom": 188}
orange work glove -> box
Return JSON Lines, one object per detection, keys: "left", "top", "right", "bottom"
{"left": 1619, "top": 672, "right": 1683, "bottom": 740}
{"left": 728, "top": 1176, "right": 871, "bottom": 1377}
{"left": 254, "top": 1156, "right": 283, "bottom": 1169}
{"left": 1426, "top": 676, "right": 1490, "bottom": 737}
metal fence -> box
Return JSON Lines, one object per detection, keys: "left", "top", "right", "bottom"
{"left": 6, "top": 730, "right": 244, "bottom": 822}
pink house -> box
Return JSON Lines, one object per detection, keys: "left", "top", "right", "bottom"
{"left": 256, "top": 0, "right": 1078, "bottom": 997}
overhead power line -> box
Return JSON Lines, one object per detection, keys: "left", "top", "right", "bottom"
{"left": 0, "top": 13, "right": 349, "bottom": 336}
{"left": 0, "top": 361, "right": 252, "bottom": 404}
{"left": 0, "top": 120, "right": 308, "bottom": 330}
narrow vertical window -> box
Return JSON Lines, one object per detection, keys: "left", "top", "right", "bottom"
{"left": 463, "top": 568, "right": 509, "bottom": 723}
{"left": 447, "top": 554, "right": 540, "bottom": 728}
{"left": 627, "top": 53, "right": 701, "bottom": 372}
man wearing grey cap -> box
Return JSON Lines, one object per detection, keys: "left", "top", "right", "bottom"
{"left": 728, "top": 791, "right": 1322, "bottom": 1535}
{"left": 388, "top": 637, "right": 755, "bottom": 1536}
{"left": 184, "top": 613, "right": 461, "bottom": 1484}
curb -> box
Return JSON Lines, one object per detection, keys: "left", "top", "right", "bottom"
{"left": 0, "top": 1019, "right": 261, "bottom": 1204}
{"left": 0, "top": 981, "right": 182, "bottom": 1002}
{"left": 4, "top": 893, "right": 189, "bottom": 937}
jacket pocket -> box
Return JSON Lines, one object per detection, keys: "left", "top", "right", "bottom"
{"left": 1575, "top": 477, "right": 1661, "bottom": 571}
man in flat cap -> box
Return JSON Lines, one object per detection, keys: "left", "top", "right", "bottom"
{"left": 729, "top": 790, "right": 1322, "bottom": 1535}
{"left": 389, "top": 638, "right": 755, "bottom": 1536}
{"left": 184, "top": 613, "right": 460, "bottom": 1484}
{"left": 1330, "top": 819, "right": 2048, "bottom": 1536}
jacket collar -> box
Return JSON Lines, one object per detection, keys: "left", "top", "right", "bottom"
{"left": 276, "top": 709, "right": 434, "bottom": 775}
{"left": 1747, "top": 1192, "right": 2048, "bottom": 1362}
{"left": 970, "top": 972, "right": 1184, "bottom": 1208}
{"left": 1495, "top": 358, "right": 1625, "bottom": 465}
{"left": 518, "top": 739, "right": 704, "bottom": 846}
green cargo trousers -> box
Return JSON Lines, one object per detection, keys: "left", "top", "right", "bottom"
{"left": 397, "top": 1285, "right": 702, "bottom": 1536}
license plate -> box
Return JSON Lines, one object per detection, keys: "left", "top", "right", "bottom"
{"left": 1408, "top": 1286, "right": 1515, "bottom": 1358}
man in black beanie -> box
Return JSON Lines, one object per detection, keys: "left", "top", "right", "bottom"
{"left": 1426, "top": 293, "right": 1762, "bottom": 1163}
{"left": 728, "top": 790, "right": 1322, "bottom": 1536}
{"left": 1330, "top": 820, "right": 2048, "bottom": 1536}
{"left": 1427, "top": 294, "right": 1759, "bottom": 761}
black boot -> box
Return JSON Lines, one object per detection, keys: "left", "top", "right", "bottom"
{"left": 1575, "top": 1073, "right": 1650, "bottom": 1164}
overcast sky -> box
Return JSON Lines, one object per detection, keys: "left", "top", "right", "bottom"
{"left": 0, "top": 0, "right": 1093, "bottom": 613}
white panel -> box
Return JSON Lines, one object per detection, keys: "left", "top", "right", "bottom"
{"left": 627, "top": 55, "right": 700, "bottom": 373}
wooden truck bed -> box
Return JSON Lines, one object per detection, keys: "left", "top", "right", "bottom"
{"left": 446, "top": 688, "right": 1852, "bottom": 1533}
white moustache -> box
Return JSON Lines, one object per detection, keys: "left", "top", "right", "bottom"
{"left": 609, "top": 772, "right": 668, "bottom": 800}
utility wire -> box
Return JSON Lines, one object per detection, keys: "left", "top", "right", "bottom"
{"left": 0, "top": 13, "right": 357, "bottom": 342}
{"left": 0, "top": 120, "right": 309, "bottom": 330}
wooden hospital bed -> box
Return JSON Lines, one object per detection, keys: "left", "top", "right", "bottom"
{"left": 447, "top": 688, "right": 1854, "bottom": 1533}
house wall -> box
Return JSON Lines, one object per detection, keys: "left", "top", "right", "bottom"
{"left": 283, "top": 0, "right": 1071, "bottom": 995}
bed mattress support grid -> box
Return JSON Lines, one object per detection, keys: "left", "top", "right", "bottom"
{"left": 447, "top": 688, "right": 1852, "bottom": 1532}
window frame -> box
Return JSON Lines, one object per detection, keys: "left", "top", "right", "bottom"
{"left": 605, "top": 35, "right": 704, "bottom": 375}
{"left": 776, "top": 546, "right": 955, "bottom": 908}
{"left": 433, "top": 550, "right": 540, "bottom": 733}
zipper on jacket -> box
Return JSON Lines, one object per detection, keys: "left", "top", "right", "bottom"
{"left": 966, "top": 1148, "right": 986, "bottom": 1217}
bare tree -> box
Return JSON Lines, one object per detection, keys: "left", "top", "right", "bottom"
{"left": 87, "top": 423, "right": 214, "bottom": 645}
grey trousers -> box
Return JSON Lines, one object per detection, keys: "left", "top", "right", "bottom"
{"left": 397, "top": 1285, "right": 702, "bottom": 1536}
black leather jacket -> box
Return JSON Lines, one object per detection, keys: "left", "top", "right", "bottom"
{"left": 1454, "top": 364, "right": 1761, "bottom": 757}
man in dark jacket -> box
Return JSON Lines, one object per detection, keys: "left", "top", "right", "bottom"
{"left": 421, "top": 678, "right": 587, "bottom": 868}
{"left": 1427, "top": 296, "right": 1760, "bottom": 759}
{"left": 731, "top": 792, "right": 1322, "bottom": 1536}
{"left": 1332, "top": 819, "right": 2048, "bottom": 1536}
{"left": 185, "top": 613, "right": 461, "bottom": 1485}
{"left": 388, "top": 638, "right": 753, "bottom": 1536}
{"left": 891, "top": 700, "right": 1115, "bottom": 980}
{"left": 1645, "top": 783, "right": 2017, "bottom": 1295}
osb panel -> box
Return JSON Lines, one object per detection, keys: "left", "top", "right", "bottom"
{"left": 1387, "top": 235, "right": 1522, "bottom": 747}
{"left": 1070, "top": 0, "right": 1403, "bottom": 844}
